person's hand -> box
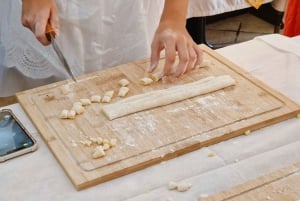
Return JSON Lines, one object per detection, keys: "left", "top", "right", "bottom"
{"left": 21, "top": 0, "right": 59, "bottom": 45}
{"left": 150, "top": 21, "right": 203, "bottom": 78}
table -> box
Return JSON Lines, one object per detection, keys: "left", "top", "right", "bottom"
{"left": 186, "top": 0, "right": 287, "bottom": 47}
{"left": 1, "top": 34, "right": 300, "bottom": 201}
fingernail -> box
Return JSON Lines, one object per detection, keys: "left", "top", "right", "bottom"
{"left": 148, "top": 62, "right": 157, "bottom": 72}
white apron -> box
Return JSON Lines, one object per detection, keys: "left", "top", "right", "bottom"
{"left": 0, "top": 0, "right": 164, "bottom": 96}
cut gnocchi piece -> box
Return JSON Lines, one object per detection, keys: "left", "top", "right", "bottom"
{"left": 102, "top": 138, "right": 109, "bottom": 144}
{"left": 91, "top": 95, "right": 102, "bottom": 103}
{"left": 197, "top": 59, "right": 213, "bottom": 68}
{"left": 80, "top": 98, "right": 91, "bottom": 106}
{"left": 167, "top": 181, "right": 192, "bottom": 192}
{"left": 208, "top": 151, "right": 216, "bottom": 157}
{"left": 103, "top": 143, "right": 110, "bottom": 151}
{"left": 102, "top": 90, "right": 114, "bottom": 103}
{"left": 92, "top": 146, "right": 106, "bottom": 159}
{"left": 118, "top": 78, "right": 130, "bottom": 87}
{"left": 244, "top": 130, "right": 251, "bottom": 135}
{"left": 67, "top": 110, "right": 76, "bottom": 119}
{"left": 72, "top": 104, "right": 85, "bottom": 115}
{"left": 80, "top": 140, "right": 93, "bottom": 147}
{"left": 109, "top": 138, "right": 117, "bottom": 147}
{"left": 59, "top": 109, "right": 69, "bottom": 119}
{"left": 168, "top": 181, "right": 178, "bottom": 190}
{"left": 139, "top": 77, "right": 153, "bottom": 85}
{"left": 176, "top": 182, "right": 192, "bottom": 192}
{"left": 73, "top": 101, "right": 82, "bottom": 107}
{"left": 149, "top": 72, "right": 163, "bottom": 82}
{"left": 118, "top": 87, "right": 129, "bottom": 97}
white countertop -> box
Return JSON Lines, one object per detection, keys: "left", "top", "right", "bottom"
{"left": 1, "top": 34, "right": 300, "bottom": 201}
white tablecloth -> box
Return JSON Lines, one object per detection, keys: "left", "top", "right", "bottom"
{"left": 1, "top": 34, "right": 300, "bottom": 201}
{"left": 187, "top": 0, "right": 274, "bottom": 18}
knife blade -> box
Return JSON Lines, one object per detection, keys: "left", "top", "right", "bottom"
{"left": 45, "top": 23, "right": 77, "bottom": 82}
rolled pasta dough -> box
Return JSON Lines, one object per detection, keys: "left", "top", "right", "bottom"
{"left": 102, "top": 75, "right": 235, "bottom": 120}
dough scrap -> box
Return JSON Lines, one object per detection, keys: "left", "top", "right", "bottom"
{"left": 168, "top": 181, "right": 178, "bottom": 190}
{"left": 177, "top": 182, "right": 192, "bottom": 192}
{"left": 102, "top": 75, "right": 235, "bottom": 120}
{"left": 92, "top": 146, "right": 106, "bottom": 159}
{"left": 168, "top": 181, "right": 192, "bottom": 192}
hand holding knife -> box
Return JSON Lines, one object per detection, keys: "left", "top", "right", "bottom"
{"left": 45, "top": 23, "right": 77, "bottom": 82}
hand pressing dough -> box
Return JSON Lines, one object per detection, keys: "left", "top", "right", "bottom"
{"left": 102, "top": 75, "right": 235, "bottom": 120}
{"left": 119, "top": 78, "right": 130, "bottom": 87}
{"left": 118, "top": 87, "right": 129, "bottom": 97}
{"left": 150, "top": 59, "right": 212, "bottom": 82}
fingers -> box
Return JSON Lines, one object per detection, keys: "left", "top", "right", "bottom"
{"left": 163, "top": 37, "right": 177, "bottom": 76}
{"left": 21, "top": 0, "right": 59, "bottom": 46}
{"left": 174, "top": 36, "right": 188, "bottom": 77}
{"left": 151, "top": 31, "right": 203, "bottom": 78}
{"left": 149, "top": 39, "right": 162, "bottom": 73}
{"left": 174, "top": 36, "right": 202, "bottom": 77}
{"left": 50, "top": 6, "right": 60, "bottom": 34}
{"left": 35, "top": 18, "right": 50, "bottom": 45}
{"left": 193, "top": 44, "right": 203, "bottom": 69}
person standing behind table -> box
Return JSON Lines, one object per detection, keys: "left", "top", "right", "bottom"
{"left": 21, "top": 0, "right": 203, "bottom": 78}
{"left": 283, "top": 0, "right": 300, "bottom": 37}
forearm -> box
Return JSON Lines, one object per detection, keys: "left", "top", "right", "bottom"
{"left": 160, "top": 0, "right": 189, "bottom": 26}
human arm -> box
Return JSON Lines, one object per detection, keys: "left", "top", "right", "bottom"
{"left": 21, "top": 0, "right": 59, "bottom": 45}
{"left": 150, "top": 0, "right": 203, "bottom": 77}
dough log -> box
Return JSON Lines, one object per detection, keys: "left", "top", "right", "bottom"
{"left": 102, "top": 75, "right": 235, "bottom": 120}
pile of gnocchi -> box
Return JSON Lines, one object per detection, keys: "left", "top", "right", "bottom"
{"left": 80, "top": 136, "right": 117, "bottom": 159}
{"left": 59, "top": 78, "right": 130, "bottom": 120}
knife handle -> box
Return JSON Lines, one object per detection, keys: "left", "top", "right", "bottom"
{"left": 45, "top": 22, "right": 56, "bottom": 42}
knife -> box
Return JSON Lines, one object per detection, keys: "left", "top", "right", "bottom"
{"left": 45, "top": 23, "right": 77, "bottom": 82}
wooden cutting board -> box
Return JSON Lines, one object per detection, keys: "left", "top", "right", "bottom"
{"left": 16, "top": 45, "right": 300, "bottom": 190}
{"left": 205, "top": 163, "right": 300, "bottom": 201}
